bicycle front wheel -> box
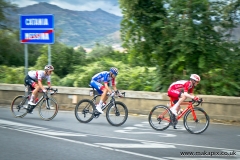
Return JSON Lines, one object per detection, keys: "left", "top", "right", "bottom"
{"left": 75, "top": 99, "right": 94, "bottom": 123}
{"left": 183, "top": 107, "right": 210, "bottom": 134}
{"left": 148, "top": 105, "right": 171, "bottom": 131}
{"left": 106, "top": 101, "right": 128, "bottom": 126}
{"left": 38, "top": 98, "right": 59, "bottom": 121}
{"left": 11, "top": 95, "right": 28, "bottom": 118}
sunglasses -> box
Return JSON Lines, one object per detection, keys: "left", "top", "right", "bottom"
{"left": 194, "top": 80, "right": 199, "bottom": 83}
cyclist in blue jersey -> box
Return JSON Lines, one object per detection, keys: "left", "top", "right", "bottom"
{"left": 90, "top": 67, "right": 122, "bottom": 113}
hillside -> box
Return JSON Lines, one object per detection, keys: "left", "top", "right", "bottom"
{"left": 11, "top": 2, "right": 122, "bottom": 47}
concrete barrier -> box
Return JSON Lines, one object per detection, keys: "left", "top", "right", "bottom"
{"left": 0, "top": 83, "right": 240, "bottom": 123}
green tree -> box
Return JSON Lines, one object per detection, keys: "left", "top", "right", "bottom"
{"left": 0, "top": 0, "right": 17, "bottom": 30}
{"left": 34, "top": 42, "right": 87, "bottom": 78}
{"left": 119, "top": 0, "right": 240, "bottom": 96}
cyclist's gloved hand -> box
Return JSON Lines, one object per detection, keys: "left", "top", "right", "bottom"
{"left": 193, "top": 96, "right": 199, "bottom": 101}
{"left": 42, "top": 89, "right": 47, "bottom": 93}
{"left": 118, "top": 92, "right": 124, "bottom": 97}
{"left": 110, "top": 92, "right": 115, "bottom": 97}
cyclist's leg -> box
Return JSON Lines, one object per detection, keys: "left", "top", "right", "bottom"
{"left": 90, "top": 81, "right": 105, "bottom": 113}
{"left": 29, "top": 82, "right": 39, "bottom": 104}
{"left": 25, "top": 76, "right": 36, "bottom": 102}
{"left": 168, "top": 89, "right": 181, "bottom": 115}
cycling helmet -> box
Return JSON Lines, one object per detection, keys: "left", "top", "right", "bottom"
{"left": 190, "top": 74, "right": 201, "bottom": 82}
{"left": 44, "top": 65, "right": 54, "bottom": 71}
{"left": 110, "top": 67, "right": 118, "bottom": 76}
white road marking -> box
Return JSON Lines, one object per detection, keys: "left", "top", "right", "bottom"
{"left": 96, "top": 142, "right": 175, "bottom": 148}
{"left": 0, "top": 119, "right": 86, "bottom": 136}
{"left": 0, "top": 119, "right": 167, "bottom": 160}
{"left": 115, "top": 129, "right": 176, "bottom": 137}
{"left": 0, "top": 119, "right": 239, "bottom": 160}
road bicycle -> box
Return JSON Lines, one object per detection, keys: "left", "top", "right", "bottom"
{"left": 148, "top": 98, "right": 210, "bottom": 134}
{"left": 11, "top": 86, "right": 59, "bottom": 121}
{"left": 74, "top": 87, "right": 128, "bottom": 126}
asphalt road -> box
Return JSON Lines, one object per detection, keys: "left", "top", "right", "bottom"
{"left": 0, "top": 107, "right": 239, "bottom": 160}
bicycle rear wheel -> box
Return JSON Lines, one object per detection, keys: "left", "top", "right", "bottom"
{"left": 148, "top": 105, "right": 171, "bottom": 131}
{"left": 183, "top": 107, "right": 210, "bottom": 134}
{"left": 106, "top": 101, "right": 128, "bottom": 126}
{"left": 38, "top": 98, "right": 59, "bottom": 121}
{"left": 75, "top": 99, "right": 94, "bottom": 123}
{"left": 11, "top": 95, "right": 28, "bottom": 118}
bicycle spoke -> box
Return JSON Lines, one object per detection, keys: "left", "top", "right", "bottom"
{"left": 184, "top": 107, "right": 210, "bottom": 134}
{"left": 148, "top": 105, "right": 171, "bottom": 131}
{"left": 75, "top": 99, "right": 94, "bottom": 123}
{"left": 11, "top": 95, "right": 28, "bottom": 118}
{"left": 38, "top": 98, "right": 58, "bottom": 121}
{"left": 106, "top": 101, "right": 128, "bottom": 126}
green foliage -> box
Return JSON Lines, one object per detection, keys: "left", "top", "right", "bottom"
{"left": 119, "top": 0, "right": 240, "bottom": 96}
{"left": 32, "top": 42, "right": 87, "bottom": 78}
{"left": 1, "top": 0, "right": 240, "bottom": 96}
{"left": 0, "top": 66, "right": 25, "bottom": 84}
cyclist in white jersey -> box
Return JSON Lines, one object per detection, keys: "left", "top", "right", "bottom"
{"left": 90, "top": 67, "right": 122, "bottom": 113}
{"left": 24, "top": 65, "right": 54, "bottom": 105}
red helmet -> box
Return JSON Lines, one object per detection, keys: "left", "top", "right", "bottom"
{"left": 190, "top": 74, "right": 201, "bottom": 82}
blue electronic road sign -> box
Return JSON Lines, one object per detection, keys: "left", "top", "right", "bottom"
{"left": 20, "top": 14, "right": 54, "bottom": 29}
{"left": 20, "top": 14, "right": 54, "bottom": 44}
{"left": 20, "top": 29, "right": 54, "bottom": 44}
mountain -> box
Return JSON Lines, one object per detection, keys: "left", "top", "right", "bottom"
{"left": 11, "top": 2, "right": 122, "bottom": 47}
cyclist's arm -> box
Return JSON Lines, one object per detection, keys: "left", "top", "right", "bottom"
{"left": 183, "top": 82, "right": 195, "bottom": 99}
{"left": 183, "top": 92, "right": 195, "bottom": 99}
{"left": 47, "top": 82, "right": 51, "bottom": 88}
{"left": 104, "top": 82, "right": 112, "bottom": 93}
{"left": 47, "top": 76, "right": 51, "bottom": 88}
{"left": 38, "top": 79, "right": 45, "bottom": 91}
{"left": 112, "top": 85, "right": 117, "bottom": 91}
{"left": 111, "top": 78, "right": 117, "bottom": 92}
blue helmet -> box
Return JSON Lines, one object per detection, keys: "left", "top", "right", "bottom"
{"left": 110, "top": 67, "right": 118, "bottom": 76}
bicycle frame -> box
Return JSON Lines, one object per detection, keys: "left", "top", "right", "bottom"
{"left": 89, "top": 87, "right": 125, "bottom": 109}
{"left": 91, "top": 94, "right": 116, "bottom": 111}
{"left": 26, "top": 87, "right": 58, "bottom": 110}
{"left": 158, "top": 98, "right": 199, "bottom": 122}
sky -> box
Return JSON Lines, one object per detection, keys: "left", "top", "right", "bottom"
{"left": 9, "top": 0, "right": 122, "bottom": 16}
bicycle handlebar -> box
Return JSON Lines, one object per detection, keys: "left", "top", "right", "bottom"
{"left": 107, "top": 92, "right": 125, "bottom": 98}
{"left": 45, "top": 87, "right": 58, "bottom": 95}
{"left": 191, "top": 98, "right": 203, "bottom": 106}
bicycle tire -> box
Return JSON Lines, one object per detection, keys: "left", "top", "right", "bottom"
{"left": 106, "top": 101, "right": 128, "bottom": 126}
{"left": 148, "top": 105, "right": 171, "bottom": 131}
{"left": 38, "top": 97, "right": 59, "bottom": 121}
{"left": 183, "top": 107, "right": 210, "bottom": 134}
{"left": 11, "top": 95, "right": 28, "bottom": 118}
{"left": 75, "top": 99, "right": 94, "bottom": 123}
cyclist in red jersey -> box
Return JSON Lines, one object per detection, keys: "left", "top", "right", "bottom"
{"left": 167, "top": 74, "right": 201, "bottom": 116}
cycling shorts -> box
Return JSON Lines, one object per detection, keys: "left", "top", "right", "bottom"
{"left": 90, "top": 80, "right": 105, "bottom": 94}
{"left": 167, "top": 88, "right": 183, "bottom": 102}
{"left": 24, "top": 75, "right": 36, "bottom": 91}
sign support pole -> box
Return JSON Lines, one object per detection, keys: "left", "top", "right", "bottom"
{"left": 24, "top": 44, "right": 28, "bottom": 76}
{"left": 48, "top": 44, "right": 51, "bottom": 65}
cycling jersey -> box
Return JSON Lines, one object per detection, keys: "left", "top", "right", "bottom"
{"left": 25, "top": 70, "right": 51, "bottom": 90}
{"left": 90, "top": 71, "right": 115, "bottom": 94}
{"left": 168, "top": 80, "right": 194, "bottom": 101}
{"left": 28, "top": 70, "right": 51, "bottom": 83}
{"left": 91, "top": 71, "right": 115, "bottom": 86}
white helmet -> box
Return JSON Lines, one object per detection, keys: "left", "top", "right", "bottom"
{"left": 44, "top": 65, "right": 54, "bottom": 71}
{"left": 190, "top": 74, "right": 201, "bottom": 82}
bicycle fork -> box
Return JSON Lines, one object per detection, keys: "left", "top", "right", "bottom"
{"left": 190, "top": 108, "right": 198, "bottom": 122}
